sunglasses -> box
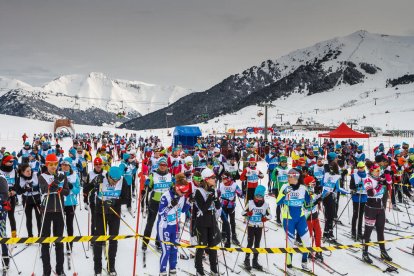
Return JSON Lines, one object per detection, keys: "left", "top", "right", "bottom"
{"left": 207, "top": 175, "right": 217, "bottom": 180}
{"left": 47, "top": 162, "right": 59, "bottom": 166}
{"left": 159, "top": 163, "right": 168, "bottom": 167}
{"left": 288, "top": 174, "right": 300, "bottom": 179}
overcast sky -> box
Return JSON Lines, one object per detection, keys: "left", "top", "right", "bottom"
{"left": 0, "top": 0, "right": 413, "bottom": 91}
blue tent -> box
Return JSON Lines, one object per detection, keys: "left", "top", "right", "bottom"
{"left": 173, "top": 126, "right": 202, "bottom": 148}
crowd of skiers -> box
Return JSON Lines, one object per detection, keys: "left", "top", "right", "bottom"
{"left": 0, "top": 132, "right": 414, "bottom": 276}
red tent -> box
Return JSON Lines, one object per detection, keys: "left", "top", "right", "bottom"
{"left": 318, "top": 123, "right": 369, "bottom": 138}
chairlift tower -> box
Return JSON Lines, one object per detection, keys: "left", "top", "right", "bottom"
{"left": 258, "top": 103, "right": 275, "bottom": 141}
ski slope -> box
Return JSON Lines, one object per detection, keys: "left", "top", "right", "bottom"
{"left": 1, "top": 115, "right": 414, "bottom": 275}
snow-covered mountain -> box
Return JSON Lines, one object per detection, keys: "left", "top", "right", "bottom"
{"left": 0, "top": 76, "right": 34, "bottom": 96}
{"left": 0, "top": 72, "right": 193, "bottom": 125}
{"left": 122, "top": 30, "right": 414, "bottom": 130}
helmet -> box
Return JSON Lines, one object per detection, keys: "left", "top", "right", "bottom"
{"left": 108, "top": 166, "right": 122, "bottom": 181}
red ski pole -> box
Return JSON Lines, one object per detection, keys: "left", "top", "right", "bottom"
{"left": 132, "top": 176, "right": 143, "bottom": 276}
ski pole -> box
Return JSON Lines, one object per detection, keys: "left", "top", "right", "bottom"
{"left": 108, "top": 206, "right": 159, "bottom": 256}
{"left": 6, "top": 246, "right": 22, "bottom": 274}
{"left": 132, "top": 177, "right": 143, "bottom": 276}
{"left": 58, "top": 192, "right": 78, "bottom": 275}
{"left": 31, "top": 189, "right": 50, "bottom": 275}
{"left": 72, "top": 205, "right": 89, "bottom": 259}
{"left": 333, "top": 195, "right": 352, "bottom": 229}
{"left": 262, "top": 221, "right": 269, "bottom": 271}
{"left": 403, "top": 195, "right": 413, "bottom": 225}
{"left": 231, "top": 220, "right": 248, "bottom": 272}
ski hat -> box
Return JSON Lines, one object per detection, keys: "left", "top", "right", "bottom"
{"left": 280, "top": 156, "right": 287, "bottom": 163}
{"left": 327, "top": 152, "right": 337, "bottom": 162}
{"left": 158, "top": 157, "right": 168, "bottom": 165}
{"left": 108, "top": 166, "right": 122, "bottom": 181}
{"left": 45, "top": 154, "right": 58, "bottom": 163}
{"left": 94, "top": 157, "right": 103, "bottom": 165}
{"left": 123, "top": 153, "right": 131, "bottom": 161}
{"left": 201, "top": 168, "right": 215, "bottom": 180}
{"left": 335, "top": 144, "right": 341, "bottom": 149}
{"left": 288, "top": 168, "right": 301, "bottom": 179}
{"left": 398, "top": 157, "right": 406, "bottom": 166}
{"left": 42, "top": 142, "right": 48, "bottom": 150}
{"left": 69, "top": 148, "right": 77, "bottom": 157}
{"left": 357, "top": 161, "right": 366, "bottom": 168}
{"left": 409, "top": 148, "right": 414, "bottom": 154}
{"left": 304, "top": 175, "right": 316, "bottom": 186}
{"left": 369, "top": 163, "right": 380, "bottom": 172}
{"left": 254, "top": 185, "right": 266, "bottom": 198}
{"left": 394, "top": 149, "right": 402, "bottom": 156}
{"left": 375, "top": 154, "right": 387, "bottom": 163}
{"left": 249, "top": 156, "right": 256, "bottom": 162}
{"left": 394, "top": 144, "right": 401, "bottom": 149}
{"left": 357, "top": 145, "right": 363, "bottom": 151}
{"left": 1, "top": 155, "right": 14, "bottom": 165}
{"left": 213, "top": 147, "right": 221, "bottom": 153}
{"left": 61, "top": 157, "right": 72, "bottom": 166}
{"left": 184, "top": 156, "right": 193, "bottom": 164}
{"left": 24, "top": 141, "right": 31, "bottom": 147}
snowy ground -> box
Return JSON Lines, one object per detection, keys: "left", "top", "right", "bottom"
{"left": 1, "top": 114, "right": 414, "bottom": 275}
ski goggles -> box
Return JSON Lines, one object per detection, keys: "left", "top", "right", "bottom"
{"left": 193, "top": 176, "right": 202, "bottom": 182}
{"left": 288, "top": 172, "right": 300, "bottom": 179}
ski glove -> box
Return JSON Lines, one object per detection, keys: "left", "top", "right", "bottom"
{"left": 170, "top": 197, "right": 179, "bottom": 207}
{"left": 261, "top": 217, "right": 269, "bottom": 222}
{"left": 283, "top": 186, "right": 293, "bottom": 195}
{"left": 68, "top": 183, "right": 74, "bottom": 190}
{"left": 2, "top": 201, "right": 11, "bottom": 212}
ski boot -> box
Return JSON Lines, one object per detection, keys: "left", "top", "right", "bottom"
{"left": 244, "top": 257, "right": 252, "bottom": 271}
{"left": 393, "top": 205, "right": 401, "bottom": 211}
{"left": 232, "top": 236, "right": 240, "bottom": 246}
{"left": 224, "top": 239, "right": 231, "bottom": 248}
{"left": 301, "top": 260, "right": 309, "bottom": 271}
{"left": 252, "top": 259, "right": 263, "bottom": 271}
{"left": 362, "top": 251, "right": 373, "bottom": 264}
{"left": 109, "top": 272, "right": 117, "bottom": 276}
{"left": 159, "top": 272, "right": 168, "bottom": 276}
{"left": 94, "top": 274, "right": 102, "bottom": 276}
{"left": 196, "top": 270, "right": 205, "bottom": 276}
{"left": 315, "top": 252, "right": 323, "bottom": 262}
{"left": 142, "top": 243, "right": 147, "bottom": 251}
{"left": 191, "top": 236, "right": 198, "bottom": 245}
{"left": 156, "top": 243, "right": 162, "bottom": 251}
{"left": 169, "top": 269, "right": 177, "bottom": 275}
{"left": 275, "top": 220, "right": 282, "bottom": 227}
{"left": 381, "top": 249, "right": 392, "bottom": 261}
